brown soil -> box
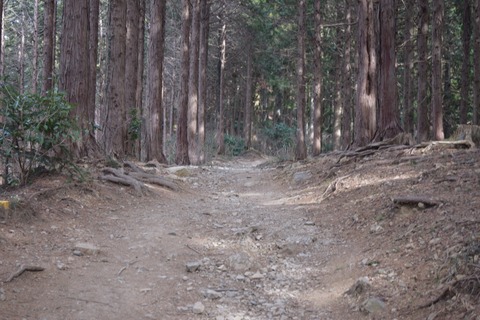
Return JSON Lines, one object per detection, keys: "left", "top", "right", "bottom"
{"left": 1, "top": 147, "right": 479, "bottom": 320}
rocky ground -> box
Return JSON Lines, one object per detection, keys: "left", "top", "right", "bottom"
{"left": 0, "top": 146, "right": 479, "bottom": 319}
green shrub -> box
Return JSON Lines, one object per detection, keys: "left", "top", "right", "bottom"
{"left": 0, "top": 84, "right": 79, "bottom": 186}
{"left": 224, "top": 134, "right": 245, "bottom": 156}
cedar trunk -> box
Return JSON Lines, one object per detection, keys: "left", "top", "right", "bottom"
{"left": 216, "top": 12, "right": 226, "bottom": 155}
{"left": 43, "top": 0, "right": 55, "bottom": 93}
{"left": 417, "top": 0, "right": 429, "bottom": 142}
{"left": 460, "top": 0, "right": 472, "bottom": 124}
{"left": 341, "top": 0, "right": 353, "bottom": 149}
{"left": 244, "top": 43, "right": 253, "bottom": 149}
{"left": 474, "top": 0, "right": 480, "bottom": 125}
{"left": 312, "top": 0, "right": 322, "bottom": 156}
{"left": 295, "top": 0, "right": 307, "bottom": 160}
{"left": 403, "top": 0, "right": 415, "bottom": 134}
{"left": 198, "top": 0, "right": 210, "bottom": 163}
{"left": 432, "top": 0, "right": 444, "bottom": 140}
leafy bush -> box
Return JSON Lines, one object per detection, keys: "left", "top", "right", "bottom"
{"left": 224, "top": 134, "right": 245, "bottom": 156}
{"left": 0, "top": 84, "right": 79, "bottom": 186}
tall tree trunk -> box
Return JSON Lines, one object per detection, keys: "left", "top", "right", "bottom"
{"left": 355, "top": 0, "right": 377, "bottom": 147}
{"left": 32, "top": 0, "right": 39, "bottom": 93}
{"left": 460, "top": 0, "right": 472, "bottom": 124}
{"left": 295, "top": 0, "right": 307, "bottom": 160}
{"left": 125, "top": 0, "right": 141, "bottom": 157}
{"left": 88, "top": 0, "right": 100, "bottom": 150}
{"left": 341, "top": 0, "right": 353, "bottom": 149}
{"left": 244, "top": 41, "right": 253, "bottom": 149}
{"left": 474, "top": 0, "right": 480, "bottom": 125}
{"left": 175, "top": 0, "right": 191, "bottom": 164}
{"left": 104, "top": 0, "right": 127, "bottom": 156}
{"left": 144, "top": 0, "right": 167, "bottom": 163}
{"left": 188, "top": 0, "right": 201, "bottom": 164}
{"left": 431, "top": 0, "right": 444, "bottom": 140}
{"left": 136, "top": 0, "right": 145, "bottom": 158}
{"left": 198, "top": 0, "right": 210, "bottom": 163}
{"left": 312, "top": 0, "right": 322, "bottom": 156}
{"left": 59, "top": 0, "right": 90, "bottom": 156}
{"left": 216, "top": 8, "right": 226, "bottom": 155}
{"left": 377, "top": 0, "right": 401, "bottom": 140}
{"left": 0, "top": 0, "right": 3, "bottom": 78}
{"left": 417, "top": 0, "right": 429, "bottom": 142}
{"left": 19, "top": 8, "right": 25, "bottom": 93}
{"left": 403, "top": 0, "right": 415, "bottom": 134}
{"left": 42, "top": 0, "right": 55, "bottom": 93}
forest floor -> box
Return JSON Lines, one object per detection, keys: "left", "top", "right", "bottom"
{"left": 0, "top": 146, "right": 479, "bottom": 320}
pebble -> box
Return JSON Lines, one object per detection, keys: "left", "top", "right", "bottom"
{"left": 192, "top": 301, "right": 205, "bottom": 314}
{"left": 0, "top": 287, "right": 5, "bottom": 301}
{"left": 73, "top": 242, "right": 100, "bottom": 255}
{"left": 362, "top": 297, "right": 386, "bottom": 314}
{"left": 185, "top": 261, "right": 202, "bottom": 272}
{"left": 203, "top": 289, "right": 223, "bottom": 300}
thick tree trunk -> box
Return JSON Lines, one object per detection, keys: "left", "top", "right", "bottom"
{"left": 136, "top": 0, "right": 145, "bottom": 159}
{"left": 355, "top": 0, "right": 377, "bottom": 147}
{"left": 43, "top": 0, "right": 55, "bottom": 93}
{"left": 403, "top": 0, "right": 415, "bottom": 134}
{"left": 431, "top": 0, "right": 444, "bottom": 140}
{"left": 104, "top": 0, "right": 127, "bottom": 156}
{"left": 460, "top": 0, "right": 472, "bottom": 124}
{"left": 198, "top": 0, "right": 210, "bottom": 163}
{"left": 295, "top": 0, "right": 307, "bottom": 160}
{"left": 474, "top": 0, "right": 480, "bottom": 125}
{"left": 377, "top": 0, "right": 402, "bottom": 141}
{"left": 312, "top": 0, "right": 322, "bottom": 156}
{"left": 176, "top": 0, "right": 191, "bottom": 165}
{"left": 417, "top": 0, "right": 429, "bottom": 142}
{"left": 188, "top": 0, "right": 201, "bottom": 164}
{"left": 88, "top": 0, "right": 100, "bottom": 151}
{"left": 59, "top": 0, "right": 90, "bottom": 156}
{"left": 125, "top": 0, "right": 140, "bottom": 157}
{"left": 144, "top": 0, "right": 167, "bottom": 163}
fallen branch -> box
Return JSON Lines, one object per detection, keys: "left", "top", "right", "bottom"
{"left": 392, "top": 196, "right": 439, "bottom": 208}
{"left": 5, "top": 264, "right": 45, "bottom": 282}
{"left": 128, "top": 172, "right": 179, "bottom": 191}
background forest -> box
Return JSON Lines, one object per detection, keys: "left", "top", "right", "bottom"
{"left": 0, "top": 0, "right": 479, "bottom": 184}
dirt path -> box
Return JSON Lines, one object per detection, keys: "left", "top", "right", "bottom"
{"left": 2, "top": 150, "right": 480, "bottom": 319}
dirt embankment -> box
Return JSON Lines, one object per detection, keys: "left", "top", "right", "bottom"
{"left": 0, "top": 148, "right": 479, "bottom": 319}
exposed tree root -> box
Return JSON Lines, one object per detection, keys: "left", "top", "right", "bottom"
{"left": 129, "top": 172, "right": 179, "bottom": 191}
{"left": 392, "top": 196, "right": 440, "bottom": 208}
{"left": 99, "top": 167, "right": 145, "bottom": 195}
{"left": 5, "top": 264, "right": 45, "bottom": 282}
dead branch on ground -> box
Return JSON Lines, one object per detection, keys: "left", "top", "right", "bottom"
{"left": 5, "top": 264, "right": 45, "bottom": 282}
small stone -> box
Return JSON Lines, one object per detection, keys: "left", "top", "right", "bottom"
{"left": 72, "top": 250, "right": 83, "bottom": 256}
{"left": 429, "top": 238, "right": 442, "bottom": 246}
{"left": 0, "top": 288, "right": 6, "bottom": 301}
{"left": 418, "top": 202, "right": 426, "bottom": 209}
{"left": 345, "top": 277, "right": 370, "bottom": 297}
{"left": 304, "top": 221, "right": 315, "bottom": 226}
{"left": 293, "top": 171, "right": 312, "bottom": 183}
{"left": 362, "top": 297, "right": 386, "bottom": 314}
{"left": 74, "top": 242, "right": 100, "bottom": 255}
{"left": 185, "top": 261, "right": 202, "bottom": 272}
{"left": 203, "top": 289, "right": 223, "bottom": 300}
{"left": 56, "top": 261, "right": 67, "bottom": 270}
{"left": 228, "top": 253, "right": 252, "bottom": 272}
{"left": 235, "top": 275, "right": 245, "bottom": 281}
{"left": 192, "top": 301, "right": 205, "bottom": 314}
{"left": 250, "top": 272, "right": 264, "bottom": 280}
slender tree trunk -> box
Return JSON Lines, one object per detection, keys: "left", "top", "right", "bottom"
{"left": 32, "top": 0, "right": 39, "bottom": 93}
{"left": 136, "top": 0, "right": 145, "bottom": 158}
{"left": 474, "top": 0, "right": 480, "bottom": 125}
{"left": 460, "top": 0, "right": 472, "bottom": 124}
{"left": 341, "top": 0, "right": 353, "bottom": 149}
{"left": 0, "top": 0, "right": 3, "bottom": 78}
{"left": 198, "top": 0, "right": 210, "bottom": 163}
{"left": 59, "top": 0, "right": 90, "bottom": 156}
{"left": 431, "top": 0, "right": 444, "bottom": 140}
{"left": 88, "top": 0, "right": 100, "bottom": 149}
{"left": 355, "top": 0, "right": 377, "bottom": 147}
{"left": 216, "top": 9, "right": 226, "bottom": 155}
{"left": 244, "top": 41, "right": 253, "bottom": 149}
{"left": 19, "top": 9, "right": 25, "bottom": 93}
{"left": 377, "top": 0, "right": 402, "bottom": 140}
{"left": 104, "top": 0, "right": 127, "bottom": 156}
{"left": 43, "top": 0, "right": 55, "bottom": 93}
{"left": 295, "top": 0, "right": 307, "bottom": 160}
{"left": 312, "top": 0, "right": 322, "bottom": 156}
{"left": 125, "top": 0, "right": 141, "bottom": 157}
{"left": 417, "top": 0, "right": 429, "bottom": 142}
{"left": 403, "top": 0, "right": 415, "bottom": 134}
{"left": 176, "top": 0, "right": 191, "bottom": 164}
{"left": 144, "top": 0, "right": 167, "bottom": 163}
{"left": 188, "top": 0, "right": 201, "bottom": 164}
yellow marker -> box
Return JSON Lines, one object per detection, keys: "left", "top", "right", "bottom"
{"left": 0, "top": 201, "right": 10, "bottom": 210}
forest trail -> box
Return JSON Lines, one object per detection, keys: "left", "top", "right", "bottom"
{"left": 1, "top": 149, "right": 480, "bottom": 319}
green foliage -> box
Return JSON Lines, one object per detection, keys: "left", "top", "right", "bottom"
{"left": 262, "top": 122, "right": 295, "bottom": 150}
{"left": 0, "top": 83, "right": 79, "bottom": 186}
{"left": 128, "top": 108, "right": 141, "bottom": 142}
{"left": 224, "top": 134, "right": 245, "bottom": 156}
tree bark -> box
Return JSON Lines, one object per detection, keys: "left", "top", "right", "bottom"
{"left": 104, "top": 0, "right": 127, "bottom": 156}
{"left": 295, "top": 0, "right": 307, "bottom": 160}
{"left": 198, "top": 0, "right": 210, "bottom": 163}
{"left": 144, "top": 0, "right": 167, "bottom": 163}
{"left": 32, "top": 0, "right": 39, "bottom": 93}
{"left": 88, "top": 0, "right": 100, "bottom": 150}
{"left": 136, "top": 0, "right": 145, "bottom": 159}
{"left": 355, "top": 0, "right": 377, "bottom": 147}
{"left": 341, "top": 0, "right": 353, "bottom": 149}
{"left": 417, "top": 0, "right": 429, "bottom": 142}
{"left": 474, "top": 0, "right": 480, "bottom": 125}
{"left": 377, "top": 0, "right": 402, "bottom": 141}
{"left": 176, "top": 0, "right": 191, "bottom": 164}
{"left": 460, "top": 0, "right": 472, "bottom": 124}
{"left": 312, "top": 0, "right": 322, "bottom": 156}
{"left": 244, "top": 40, "right": 253, "bottom": 150}
{"left": 59, "top": 0, "right": 90, "bottom": 156}
{"left": 403, "top": 0, "right": 415, "bottom": 134}
{"left": 188, "top": 0, "right": 201, "bottom": 164}
{"left": 0, "top": 0, "right": 3, "bottom": 78}
{"left": 216, "top": 8, "right": 226, "bottom": 155}
{"left": 42, "top": 0, "right": 56, "bottom": 92}
{"left": 431, "top": 0, "right": 444, "bottom": 140}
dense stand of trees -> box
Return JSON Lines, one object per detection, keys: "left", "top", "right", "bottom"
{"left": 0, "top": 0, "right": 479, "bottom": 163}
